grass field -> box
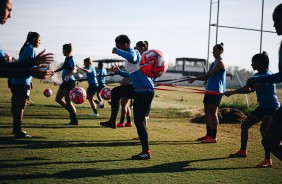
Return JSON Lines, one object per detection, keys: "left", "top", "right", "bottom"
{"left": 0, "top": 78, "right": 282, "bottom": 184}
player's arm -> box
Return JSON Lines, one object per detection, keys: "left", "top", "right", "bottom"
{"left": 77, "top": 65, "right": 90, "bottom": 73}
{"left": 113, "top": 48, "right": 138, "bottom": 63}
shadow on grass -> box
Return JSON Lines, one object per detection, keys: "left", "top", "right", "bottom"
{"left": 0, "top": 157, "right": 255, "bottom": 181}
{"left": 0, "top": 137, "right": 200, "bottom": 150}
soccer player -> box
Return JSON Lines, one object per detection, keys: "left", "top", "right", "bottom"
{"left": 247, "top": 4, "right": 282, "bottom": 161}
{"left": 101, "top": 35, "right": 154, "bottom": 160}
{"left": 11, "top": 31, "right": 41, "bottom": 138}
{"left": 95, "top": 61, "right": 107, "bottom": 108}
{"left": 77, "top": 57, "right": 99, "bottom": 117}
{"left": 188, "top": 43, "right": 226, "bottom": 143}
{"left": 226, "top": 52, "right": 279, "bottom": 167}
{"left": 54, "top": 44, "right": 78, "bottom": 125}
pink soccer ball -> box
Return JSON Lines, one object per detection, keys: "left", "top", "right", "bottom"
{"left": 139, "top": 49, "right": 168, "bottom": 78}
{"left": 69, "top": 87, "right": 87, "bottom": 104}
{"left": 100, "top": 87, "right": 111, "bottom": 100}
{"left": 43, "top": 88, "right": 52, "bottom": 97}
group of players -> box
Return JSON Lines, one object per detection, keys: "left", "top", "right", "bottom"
{"left": 0, "top": 0, "right": 281, "bottom": 161}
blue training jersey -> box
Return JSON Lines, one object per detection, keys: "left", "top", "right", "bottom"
{"left": 206, "top": 58, "right": 226, "bottom": 93}
{"left": 115, "top": 47, "right": 154, "bottom": 92}
{"left": 97, "top": 68, "right": 107, "bottom": 87}
{"left": 87, "top": 65, "right": 98, "bottom": 86}
{"left": 12, "top": 44, "right": 35, "bottom": 85}
{"left": 62, "top": 56, "right": 76, "bottom": 81}
{"left": 255, "top": 71, "right": 280, "bottom": 109}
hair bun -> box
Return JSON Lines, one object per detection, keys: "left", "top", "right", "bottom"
{"left": 220, "top": 42, "right": 224, "bottom": 46}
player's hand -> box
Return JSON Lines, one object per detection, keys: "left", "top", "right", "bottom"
{"left": 30, "top": 68, "right": 53, "bottom": 79}
{"left": 64, "top": 75, "right": 70, "bottom": 82}
{"left": 112, "top": 47, "right": 117, "bottom": 54}
{"left": 188, "top": 76, "right": 196, "bottom": 84}
{"left": 224, "top": 91, "right": 233, "bottom": 97}
{"left": 111, "top": 64, "right": 119, "bottom": 73}
{"left": 35, "top": 49, "right": 54, "bottom": 65}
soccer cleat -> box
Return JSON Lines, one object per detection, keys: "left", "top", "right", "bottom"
{"left": 117, "top": 123, "right": 124, "bottom": 127}
{"left": 124, "top": 122, "right": 132, "bottom": 127}
{"left": 131, "top": 151, "right": 151, "bottom": 160}
{"left": 99, "top": 103, "right": 105, "bottom": 108}
{"left": 229, "top": 150, "right": 247, "bottom": 158}
{"left": 66, "top": 121, "right": 78, "bottom": 125}
{"left": 196, "top": 135, "right": 209, "bottom": 141}
{"left": 256, "top": 159, "right": 272, "bottom": 168}
{"left": 89, "top": 113, "right": 99, "bottom": 117}
{"left": 12, "top": 130, "right": 27, "bottom": 134}
{"left": 201, "top": 136, "right": 217, "bottom": 143}
{"left": 14, "top": 131, "right": 32, "bottom": 138}
{"left": 100, "top": 120, "right": 116, "bottom": 129}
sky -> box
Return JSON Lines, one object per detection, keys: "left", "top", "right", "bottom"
{"left": 0, "top": 0, "right": 281, "bottom": 72}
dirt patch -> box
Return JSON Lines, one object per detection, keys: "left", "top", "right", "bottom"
{"left": 191, "top": 108, "right": 247, "bottom": 124}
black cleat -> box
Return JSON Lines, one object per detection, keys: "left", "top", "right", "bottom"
{"left": 14, "top": 131, "right": 32, "bottom": 138}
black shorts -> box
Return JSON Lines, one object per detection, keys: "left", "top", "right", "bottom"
{"left": 251, "top": 107, "right": 277, "bottom": 120}
{"left": 98, "top": 84, "right": 106, "bottom": 91}
{"left": 11, "top": 85, "right": 30, "bottom": 98}
{"left": 60, "top": 80, "right": 75, "bottom": 91}
{"left": 87, "top": 85, "right": 98, "bottom": 95}
{"left": 273, "top": 107, "right": 282, "bottom": 123}
{"left": 203, "top": 94, "right": 222, "bottom": 106}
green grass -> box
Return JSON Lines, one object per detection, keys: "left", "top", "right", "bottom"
{"left": 0, "top": 79, "right": 282, "bottom": 184}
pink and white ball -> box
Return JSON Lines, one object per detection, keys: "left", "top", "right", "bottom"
{"left": 139, "top": 49, "right": 168, "bottom": 78}
{"left": 100, "top": 87, "right": 111, "bottom": 100}
{"left": 43, "top": 88, "right": 52, "bottom": 97}
{"left": 69, "top": 87, "right": 87, "bottom": 104}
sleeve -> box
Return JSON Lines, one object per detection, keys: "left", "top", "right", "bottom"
{"left": 117, "top": 69, "right": 130, "bottom": 78}
{"left": 115, "top": 49, "right": 138, "bottom": 64}
{"left": 69, "top": 57, "right": 76, "bottom": 68}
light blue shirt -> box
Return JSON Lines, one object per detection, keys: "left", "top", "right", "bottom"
{"left": 97, "top": 68, "right": 107, "bottom": 87}
{"left": 254, "top": 71, "right": 280, "bottom": 109}
{"left": 62, "top": 56, "right": 76, "bottom": 81}
{"left": 87, "top": 65, "right": 98, "bottom": 86}
{"left": 12, "top": 44, "right": 35, "bottom": 85}
{"left": 206, "top": 58, "right": 226, "bottom": 93}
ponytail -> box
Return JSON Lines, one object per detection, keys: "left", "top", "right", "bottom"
{"left": 19, "top": 31, "right": 40, "bottom": 56}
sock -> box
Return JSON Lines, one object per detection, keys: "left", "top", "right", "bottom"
{"left": 240, "top": 141, "right": 247, "bottom": 151}
{"left": 265, "top": 149, "right": 271, "bottom": 160}
{"left": 70, "top": 113, "right": 78, "bottom": 122}
{"left": 119, "top": 116, "right": 125, "bottom": 124}
{"left": 94, "top": 100, "right": 100, "bottom": 105}
{"left": 13, "top": 121, "right": 21, "bottom": 133}
{"left": 126, "top": 116, "right": 131, "bottom": 123}
{"left": 207, "top": 127, "right": 212, "bottom": 137}
{"left": 211, "top": 128, "right": 217, "bottom": 139}
{"left": 94, "top": 109, "right": 98, "bottom": 114}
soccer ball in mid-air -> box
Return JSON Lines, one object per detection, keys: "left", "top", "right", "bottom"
{"left": 139, "top": 49, "right": 168, "bottom": 78}
{"left": 100, "top": 87, "right": 111, "bottom": 100}
{"left": 43, "top": 88, "right": 52, "bottom": 97}
{"left": 69, "top": 87, "right": 87, "bottom": 104}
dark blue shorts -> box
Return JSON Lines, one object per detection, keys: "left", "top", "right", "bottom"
{"left": 251, "top": 107, "right": 277, "bottom": 120}
{"left": 87, "top": 85, "right": 98, "bottom": 95}
{"left": 60, "top": 80, "right": 75, "bottom": 91}
{"left": 203, "top": 94, "right": 222, "bottom": 106}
